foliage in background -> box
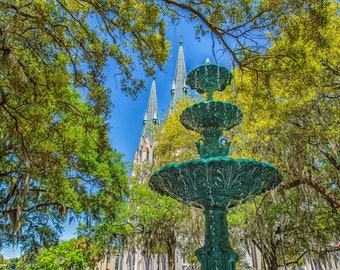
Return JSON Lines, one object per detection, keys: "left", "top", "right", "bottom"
{"left": 161, "top": 0, "right": 334, "bottom": 69}
{"left": 217, "top": 1, "right": 340, "bottom": 268}
{"left": 0, "top": 254, "right": 6, "bottom": 268}
{"left": 28, "top": 239, "right": 86, "bottom": 270}
{"left": 150, "top": 2, "right": 340, "bottom": 269}
{"left": 127, "top": 164, "right": 188, "bottom": 270}
{"left": 153, "top": 98, "right": 200, "bottom": 167}
{"left": 75, "top": 206, "right": 133, "bottom": 267}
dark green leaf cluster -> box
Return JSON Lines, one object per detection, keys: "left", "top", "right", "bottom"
{"left": 0, "top": 1, "right": 158, "bottom": 253}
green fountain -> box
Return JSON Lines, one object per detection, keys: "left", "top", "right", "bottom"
{"left": 149, "top": 61, "right": 282, "bottom": 270}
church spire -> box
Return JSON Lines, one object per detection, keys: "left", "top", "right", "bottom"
{"left": 142, "top": 78, "right": 159, "bottom": 142}
{"left": 170, "top": 36, "right": 187, "bottom": 111}
{"left": 134, "top": 78, "right": 159, "bottom": 165}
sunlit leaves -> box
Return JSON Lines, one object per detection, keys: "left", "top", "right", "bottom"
{"left": 31, "top": 239, "right": 86, "bottom": 270}
{"left": 153, "top": 98, "right": 200, "bottom": 167}
{"left": 151, "top": 2, "right": 339, "bottom": 268}
{"left": 215, "top": 2, "right": 340, "bottom": 268}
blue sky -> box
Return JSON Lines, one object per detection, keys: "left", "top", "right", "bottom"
{"left": 1, "top": 20, "right": 233, "bottom": 260}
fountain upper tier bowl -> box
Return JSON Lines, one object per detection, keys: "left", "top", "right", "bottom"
{"left": 149, "top": 156, "right": 282, "bottom": 209}
{"left": 180, "top": 101, "right": 243, "bottom": 133}
{"left": 185, "top": 62, "right": 233, "bottom": 100}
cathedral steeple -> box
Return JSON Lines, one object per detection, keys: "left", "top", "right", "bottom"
{"left": 134, "top": 38, "right": 188, "bottom": 166}
{"left": 143, "top": 78, "right": 159, "bottom": 138}
{"left": 134, "top": 78, "right": 159, "bottom": 165}
{"left": 170, "top": 36, "right": 187, "bottom": 111}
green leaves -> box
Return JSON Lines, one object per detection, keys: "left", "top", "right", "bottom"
{"left": 0, "top": 1, "right": 141, "bottom": 254}
{"left": 32, "top": 239, "right": 86, "bottom": 270}
{"left": 126, "top": 163, "right": 203, "bottom": 269}
{"left": 154, "top": 99, "right": 200, "bottom": 166}
{"left": 214, "top": 2, "right": 340, "bottom": 268}
{"left": 0, "top": 0, "right": 173, "bottom": 255}
{"left": 149, "top": 2, "right": 339, "bottom": 268}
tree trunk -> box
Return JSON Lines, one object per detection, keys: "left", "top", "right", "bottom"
{"left": 166, "top": 228, "right": 176, "bottom": 270}
{"left": 268, "top": 258, "right": 279, "bottom": 270}
{"left": 256, "top": 240, "right": 279, "bottom": 270}
{"left": 265, "top": 248, "right": 279, "bottom": 270}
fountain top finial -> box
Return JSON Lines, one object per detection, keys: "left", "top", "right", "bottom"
{"left": 186, "top": 62, "right": 233, "bottom": 100}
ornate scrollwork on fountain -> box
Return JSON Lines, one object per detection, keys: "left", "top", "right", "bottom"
{"left": 150, "top": 157, "right": 281, "bottom": 209}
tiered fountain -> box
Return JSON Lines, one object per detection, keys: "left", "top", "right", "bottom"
{"left": 149, "top": 61, "right": 282, "bottom": 270}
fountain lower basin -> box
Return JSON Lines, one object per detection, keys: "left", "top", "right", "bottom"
{"left": 150, "top": 156, "right": 282, "bottom": 209}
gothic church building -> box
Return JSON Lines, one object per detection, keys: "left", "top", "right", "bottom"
{"left": 134, "top": 38, "right": 187, "bottom": 167}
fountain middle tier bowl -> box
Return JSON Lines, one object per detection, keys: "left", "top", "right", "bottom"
{"left": 150, "top": 157, "right": 282, "bottom": 209}
{"left": 180, "top": 101, "right": 243, "bottom": 132}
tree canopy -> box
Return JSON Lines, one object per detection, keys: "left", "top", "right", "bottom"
{"left": 161, "top": 0, "right": 334, "bottom": 69}
{"left": 30, "top": 239, "right": 86, "bottom": 270}
{"left": 1, "top": 0, "right": 339, "bottom": 269}
{"left": 221, "top": 2, "right": 340, "bottom": 267}
{"left": 0, "top": 0, "right": 168, "bottom": 253}
{"left": 150, "top": 1, "right": 340, "bottom": 269}
{"left": 125, "top": 162, "right": 204, "bottom": 270}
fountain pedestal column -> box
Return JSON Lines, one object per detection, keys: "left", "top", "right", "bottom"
{"left": 196, "top": 209, "right": 238, "bottom": 270}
